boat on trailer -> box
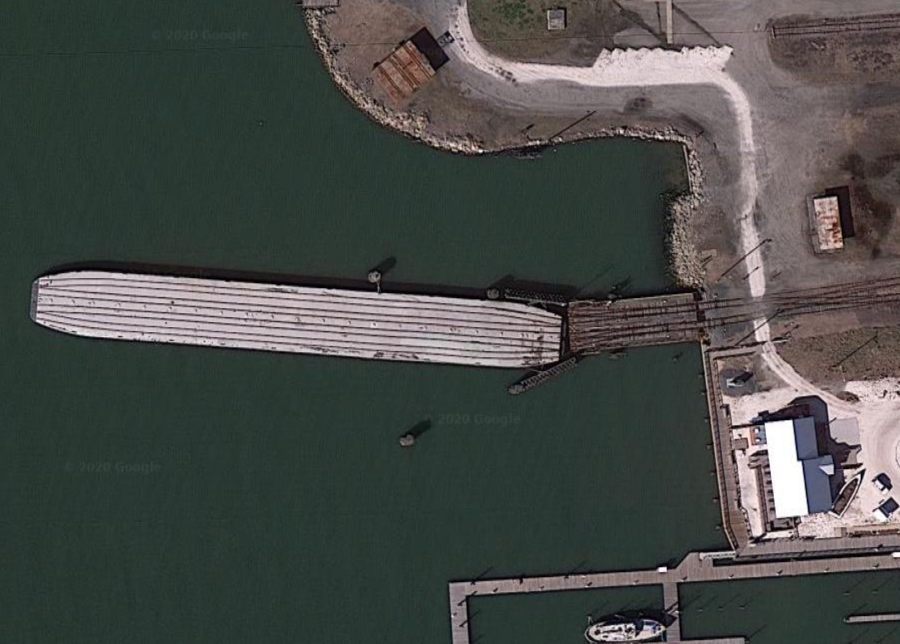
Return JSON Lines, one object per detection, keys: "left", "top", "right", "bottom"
{"left": 830, "top": 469, "right": 865, "bottom": 518}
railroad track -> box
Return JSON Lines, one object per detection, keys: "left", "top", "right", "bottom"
{"left": 772, "top": 13, "right": 900, "bottom": 39}
{"left": 568, "top": 275, "right": 900, "bottom": 354}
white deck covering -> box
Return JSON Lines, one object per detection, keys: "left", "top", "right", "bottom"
{"left": 766, "top": 418, "right": 833, "bottom": 518}
{"left": 31, "top": 271, "right": 563, "bottom": 368}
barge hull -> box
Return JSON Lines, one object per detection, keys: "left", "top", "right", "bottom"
{"left": 31, "top": 271, "right": 563, "bottom": 368}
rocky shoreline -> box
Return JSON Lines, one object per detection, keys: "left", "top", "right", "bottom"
{"left": 302, "top": 8, "right": 707, "bottom": 288}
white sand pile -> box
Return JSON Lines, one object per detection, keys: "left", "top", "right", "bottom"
{"left": 846, "top": 378, "right": 900, "bottom": 403}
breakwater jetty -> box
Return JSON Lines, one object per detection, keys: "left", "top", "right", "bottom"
{"left": 30, "top": 271, "right": 563, "bottom": 368}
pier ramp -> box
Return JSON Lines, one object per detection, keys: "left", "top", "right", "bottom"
{"left": 31, "top": 271, "right": 563, "bottom": 368}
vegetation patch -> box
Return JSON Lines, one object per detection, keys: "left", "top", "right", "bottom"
{"left": 468, "top": 0, "right": 629, "bottom": 65}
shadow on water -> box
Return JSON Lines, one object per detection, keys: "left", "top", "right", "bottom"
{"left": 370, "top": 256, "right": 397, "bottom": 277}
{"left": 43, "top": 261, "right": 683, "bottom": 306}
{"left": 488, "top": 274, "right": 579, "bottom": 299}
{"left": 43, "top": 259, "right": 502, "bottom": 299}
{"left": 849, "top": 602, "right": 869, "bottom": 617}
{"left": 748, "top": 625, "right": 767, "bottom": 640}
{"left": 474, "top": 567, "right": 495, "bottom": 582}
{"left": 589, "top": 602, "right": 609, "bottom": 622}
{"left": 593, "top": 607, "right": 670, "bottom": 627}
{"left": 573, "top": 264, "right": 615, "bottom": 298}
{"left": 43, "top": 260, "right": 591, "bottom": 308}
{"left": 565, "top": 560, "right": 590, "bottom": 576}
{"left": 398, "top": 419, "right": 432, "bottom": 443}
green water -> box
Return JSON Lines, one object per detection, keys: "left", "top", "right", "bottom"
{"left": 0, "top": 1, "right": 855, "bottom": 643}
{"left": 681, "top": 574, "right": 900, "bottom": 643}
{"left": 472, "top": 587, "right": 663, "bottom": 644}
{"left": 470, "top": 574, "right": 900, "bottom": 644}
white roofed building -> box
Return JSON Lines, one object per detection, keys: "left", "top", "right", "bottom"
{"left": 765, "top": 418, "right": 834, "bottom": 519}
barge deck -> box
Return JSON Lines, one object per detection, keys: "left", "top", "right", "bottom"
{"left": 30, "top": 271, "right": 563, "bottom": 368}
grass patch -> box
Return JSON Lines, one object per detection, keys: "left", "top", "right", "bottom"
{"left": 468, "top": 0, "right": 627, "bottom": 64}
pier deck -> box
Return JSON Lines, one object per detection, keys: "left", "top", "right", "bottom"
{"left": 448, "top": 550, "right": 900, "bottom": 644}
{"left": 30, "top": 271, "right": 563, "bottom": 368}
{"left": 844, "top": 612, "right": 900, "bottom": 624}
{"left": 568, "top": 276, "right": 900, "bottom": 355}
{"left": 703, "top": 347, "right": 753, "bottom": 550}
{"left": 568, "top": 292, "right": 702, "bottom": 354}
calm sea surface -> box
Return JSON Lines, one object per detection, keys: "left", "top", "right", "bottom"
{"left": 3, "top": 2, "right": 891, "bottom": 644}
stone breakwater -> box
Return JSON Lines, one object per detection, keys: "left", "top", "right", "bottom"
{"left": 302, "top": 9, "right": 706, "bottom": 287}
{"left": 303, "top": 9, "right": 483, "bottom": 154}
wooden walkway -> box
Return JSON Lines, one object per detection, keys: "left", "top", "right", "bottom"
{"left": 703, "top": 347, "right": 754, "bottom": 550}
{"left": 845, "top": 612, "right": 900, "bottom": 624}
{"left": 739, "top": 534, "right": 900, "bottom": 559}
{"left": 448, "top": 551, "right": 900, "bottom": 644}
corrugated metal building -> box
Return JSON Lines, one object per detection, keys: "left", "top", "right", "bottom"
{"left": 372, "top": 28, "right": 449, "bottom": 102}
{"left": 811, "top": 195, "right": 844, "bottom": 252}
{"left": 765, "top": 418, "right": 834, "bottom": 519}
{"left": 807, "top": 187, "right": 854, "bottom": 253}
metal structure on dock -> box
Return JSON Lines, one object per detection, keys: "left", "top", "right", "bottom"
{"left": 507, "top": 355, "right": 579, "bottom": 395}
{"left": 30, "top": 271, "right": 563, "bottom": 368}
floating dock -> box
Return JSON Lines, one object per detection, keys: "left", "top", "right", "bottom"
{"left": 844, "top": 612, "right": 900, "bottom": 624}
{"left": 448, "top": 550, "right": 900, "bottom": 644}
{"left": 30, "top": 271, "right": 563, "bottom": 368}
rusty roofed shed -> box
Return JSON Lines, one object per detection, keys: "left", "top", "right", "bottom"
{"left": 372, "top": 28, "right": 449, "bottom": 102}
{"left": 811, "top": 195, "right": 844, "bottom": 252}
{"left": 807, "top": 186, "right": 854, "bottom": 253}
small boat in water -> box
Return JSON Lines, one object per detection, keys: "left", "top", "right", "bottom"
{"left": 584, "top": 617, "right": 666, "bottom": 643}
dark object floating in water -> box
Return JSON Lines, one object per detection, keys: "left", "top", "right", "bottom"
{"left": 508, "top": 355, "right": 579, "bottom": 395}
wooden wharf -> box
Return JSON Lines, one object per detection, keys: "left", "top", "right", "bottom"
{"left": 567, "top": 276, "right": 900, "bottom": 355}
{"left": 844, "top": 612, "right": 900, "bottom": 624}
{"left": 663, "top": 582, "right": 682, "bottom": 642}
{"left": 703, "top": 347, "right": 754, "bottom": 550}
{"left": 568, "top": 292, "right": 703, "bottom": 354}
{"left": 448, "top": 551, "right": 900, "bottom": 644}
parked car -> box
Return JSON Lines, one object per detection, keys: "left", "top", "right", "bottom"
{"left": 873, "top": 473, "right": 893, "bottom": 494}
{"left": 873, "top": 498, "right": 899, "bottom": 523}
